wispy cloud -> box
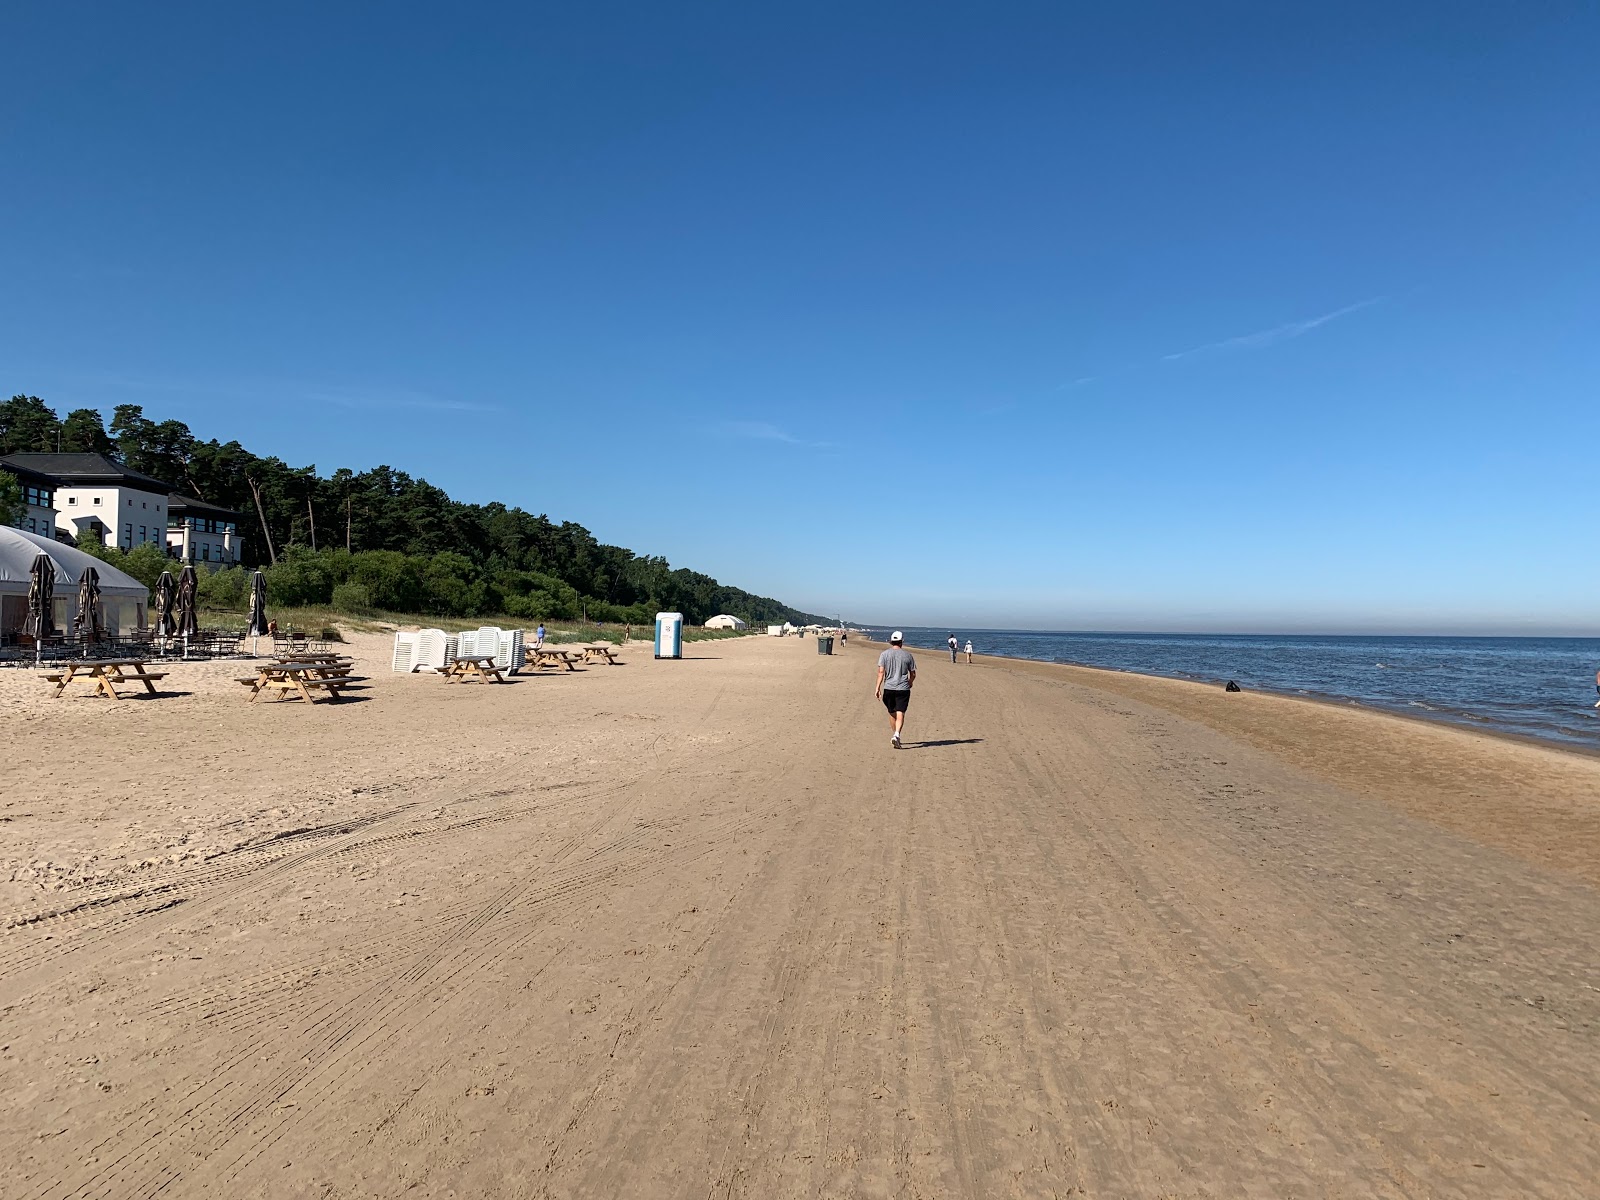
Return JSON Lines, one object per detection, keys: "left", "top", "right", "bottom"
{"left": 715, "top": 421, "right": 830, "bottom": 448}
{"left": 303, "top": 387, "right": 499, "bottom": 414}
{"left": 1161, "top": 297, "right": 1383, "bottom": 362}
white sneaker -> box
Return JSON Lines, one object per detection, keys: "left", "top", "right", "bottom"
{"left": 891, "top": 732, "right": 901, "bottom": 748}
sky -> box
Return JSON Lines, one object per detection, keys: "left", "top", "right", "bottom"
{"left": 3, "top": 1, "right": 1597, "bottom": 633}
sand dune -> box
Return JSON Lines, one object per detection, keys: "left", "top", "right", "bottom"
{"left": 3, "top": 633, "right": 1598, "bottom": 1197}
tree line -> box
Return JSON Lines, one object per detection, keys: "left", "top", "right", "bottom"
{"left": 3, "top": 394, "right": 827, "bottom": 626}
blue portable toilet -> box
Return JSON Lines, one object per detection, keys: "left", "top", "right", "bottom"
{"left": 654, "top": 611, "right": 684, "bottom": 659}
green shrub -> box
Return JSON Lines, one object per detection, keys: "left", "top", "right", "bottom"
{"left": 198, "top": 564, "right": 251, "bottom": 610}
{"left": 267, "top": 547, "right": 335, "bottom": 606}
{"left": 330, "top": 582, "right": 373, "bottom": 613}
{"left": 349, "top": 550, "right": 422, "bottom": 611}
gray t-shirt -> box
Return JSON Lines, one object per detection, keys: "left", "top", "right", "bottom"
{"left": 878, "top": 647, "right": 916, "bottom": 691}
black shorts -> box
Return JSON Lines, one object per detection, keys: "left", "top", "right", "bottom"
{"left": 881, "top": 689, "right": 911, "bottom": 714}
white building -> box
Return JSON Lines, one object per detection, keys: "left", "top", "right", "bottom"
{"left": 0, "top": 457, "right": 61, "bottom": 541}
{"left": 703, "top": 614, "right": 748, "bottom": 630}
{"left": 4, "top": 452, "right": 174, "bottom": 551}
{"left": 2, "top": 453, "right": 245, "bottom": 566}
{"left": 165, "top": 494, "right": 244, "bottom": 566}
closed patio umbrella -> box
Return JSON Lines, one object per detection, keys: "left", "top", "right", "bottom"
{"left": 25, "top": 551, "right": 55, "bottom": 640}
{"left": 175, "top": 565, "right": 200, "bottom": 641}
{"left": 74, "top": 565, "right": 104, "bottom": 644}
{"left": 26, "top": 551, "right": 55, "bottom": 664}
{"left": 153, "top": 570, "right": 176, "bottom": 639}
{"left": 246, "top": 569, "right": 268, "bottom": 652}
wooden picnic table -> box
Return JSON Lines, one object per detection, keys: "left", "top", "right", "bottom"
{"left": 579, "top": 644, "right": 623, "bottom": 666}
{"left": 524, "top": 646, "right": 583, "bottom": 672}
{"left": 239, "top": 660, "right": 364, "bottom": 703}
{"left": 442, "top": 654, "right": 507, "bottom": 684}
{"left": 274, "top": 651, "right": 352, "bottom": 666}
{"left": 44, "top": 658, "right": 168, "bottom": 700}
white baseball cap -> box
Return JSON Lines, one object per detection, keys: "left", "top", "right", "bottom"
{"left": 890, "top": 630, "right": 904, "bottom": 643}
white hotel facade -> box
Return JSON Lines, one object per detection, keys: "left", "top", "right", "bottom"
{"left": 1, "top": 452, "right": 244, "bottom": 566}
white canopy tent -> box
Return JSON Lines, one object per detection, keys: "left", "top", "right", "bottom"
{"left": 0, "top": 526, "right": 150, "bottom": 638}
{"left": 703, "top": 614, "right": 748, "bottom": 630}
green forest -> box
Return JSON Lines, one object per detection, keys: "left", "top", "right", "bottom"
{"left": 1, "top": 394, "right": 826, "bottom": 626}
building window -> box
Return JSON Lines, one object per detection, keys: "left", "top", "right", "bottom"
{"left": 124, "top": 524, "right": 132, "bottom": 547}
{"left": 200, "top": 543, "right": 211, "bottom": 562}
{"left": 142, "top": 500, "right": 147, "bottom": 508}
{"left": 93, "top": 497, "right": 100, "bottom": 505}
{"left": 68, "top": 496, "right": 78, "bottom": 505}
{"left": 138, "top": 526, "right": 147, "bottom": 544}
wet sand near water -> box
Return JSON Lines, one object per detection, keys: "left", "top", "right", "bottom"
{"left": 3, "top": 632, "right": 1598, "bottom": 1197}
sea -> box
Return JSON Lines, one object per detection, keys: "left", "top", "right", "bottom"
{"left": 875, "top": 628, "right": 1600, "bottom": 750}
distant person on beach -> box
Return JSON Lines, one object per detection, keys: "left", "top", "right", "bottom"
{"left": 964, "top": 639, "right": 973, "bottom": 663}
{"left": 875, "top": 631, "right": 917, "bottom": 749}
{"left": 948, "top": 633, "right": 959, "bottom": 663}
{"left": 1595, "top": 666, "right": 1599, "bottom": 708}
{"left": 535, "top": 623, "right": 546, "bottom": 648}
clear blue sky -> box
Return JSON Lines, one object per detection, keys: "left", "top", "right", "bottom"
{"left": 4, "top": 2, "right": 1597, "bottom": 633}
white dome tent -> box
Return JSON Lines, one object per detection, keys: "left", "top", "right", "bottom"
{"left": 703, "top": 614, "right": 747, "bottom": 630}
{"left": 0, "top": 526, "right": 149, "bottom": 640}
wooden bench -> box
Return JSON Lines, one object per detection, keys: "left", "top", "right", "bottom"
{"left": 243, "top": 662, "right": 366, "bottom": 703}
{"left": 44, "top": 659, "right": 168, "bottom": 700}
{"left": 442, "top": 655, "right": 507, "bottom": 684}
{"left": 524, "top": 647, "right": 583, "bottom": 672}
{"left": 580, "top": 644, "right": 622, "bottom": 666}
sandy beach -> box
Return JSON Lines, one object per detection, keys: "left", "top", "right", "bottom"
{"left": 3, "top": 632, "right": 1599, "bottom": 1198}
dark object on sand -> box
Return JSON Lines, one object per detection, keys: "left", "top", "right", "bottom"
{"left": 1224, "top": 680, "right": 1242, "bottom": 692}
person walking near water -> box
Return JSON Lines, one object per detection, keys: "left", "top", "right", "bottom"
{"left": 964, "top": 639, "right": 973, "bottom": 664}
{"left": 947, "top": 633, "right": 959, "bottom": 663}
{"left": 1594, "top": 665, "right": 1600, "bottom": 708}
{"left": 876, "top": 631, "right": 917, "bottom": 749}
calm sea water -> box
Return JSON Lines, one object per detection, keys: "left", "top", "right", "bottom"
{"left": 877, "top": 628, "right": 1600, "bottom": 749}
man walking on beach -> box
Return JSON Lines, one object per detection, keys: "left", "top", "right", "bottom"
{"left": 948, "top": 633, "right": 959, "bottom": 663}
{"left": 875, "top": 631, "right": 916, "bottom": 749}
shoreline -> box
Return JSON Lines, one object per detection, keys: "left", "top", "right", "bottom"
{"left": 859, "top": 635, "right": 1600, "bottom": 760}
{"left": 860, "top": 634, "right": 1600, "bottom": 889}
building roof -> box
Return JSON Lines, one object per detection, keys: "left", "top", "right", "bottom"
{"left": 166, "top": 493, "right": 242, "bottom": 520}
{"left": 0, "top": 456, "right": 59, "bottom": 488}
{"left": 0, "top": 452, "right": 174, "bottom": 493}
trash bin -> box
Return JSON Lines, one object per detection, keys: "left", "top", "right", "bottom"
{"left": 817, "top": 635, "right": 834, "bottom": 655}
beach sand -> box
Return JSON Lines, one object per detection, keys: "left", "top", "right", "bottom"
{"left": 3, "top": 633, "right": 1598, "bottom": 1197}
